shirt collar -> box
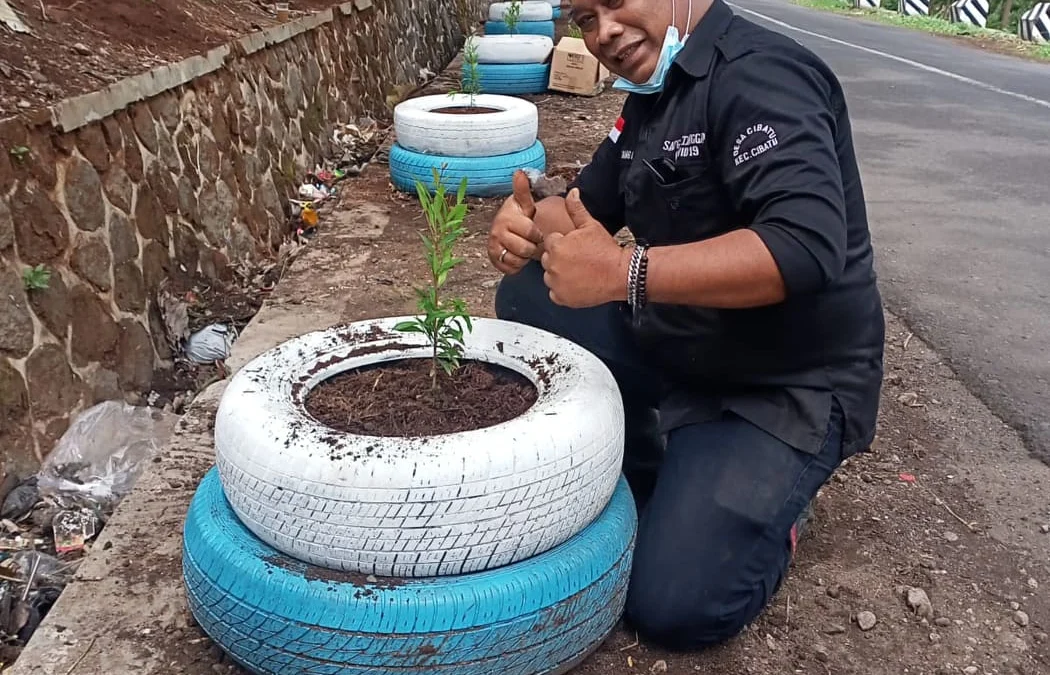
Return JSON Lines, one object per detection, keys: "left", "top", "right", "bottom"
{"left": 673, "top": 0, "right": 735, "bottom": 78}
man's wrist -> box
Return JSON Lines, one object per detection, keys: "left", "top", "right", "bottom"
{"left": 606, "top": 245, "right": 632, "bottom": 303}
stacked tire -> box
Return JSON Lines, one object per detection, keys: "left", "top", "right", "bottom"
{"left": 181, "top": 317, "right": 637, "bottom": 674}
{"left": 485, "top": 0, "right": 556, "bottom": 38}
{"left": 388, "top": 93, "right": 546, "bottom": 197}
{"left": 464, "top": 33, "right": 554, "bottom": 96}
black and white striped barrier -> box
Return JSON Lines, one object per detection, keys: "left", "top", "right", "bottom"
{"left": 898, "top": 0, "right": 930, "bottom": 16}
{"left": 950, "top": 0, "right": 989, "bottom": 27}
{"left": 1020, "top": 2, "right": 1050, "bottom": 42}
{"left": 853, "top": 0, "right": 880, "bottom": 9}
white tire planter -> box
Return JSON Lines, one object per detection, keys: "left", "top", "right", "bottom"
{"left": 467, "top": 34, "right": 554, "bottom": 64}
{"left": 214, "top": 316, "right": 625, "bottom": 578}
{"left": 393, "top": 93, "right": 538, "bottom": 158}
{"left": 489, "top": 0, "right": 554, "bottom": 21}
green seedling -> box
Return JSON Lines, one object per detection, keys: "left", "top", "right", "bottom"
{"left": 451, "top": 38, "right": 483, "bottom": 106}
{"left": 394, "top": 168, "right": 473, "bottom": 392}
{"left": 504, "top": 0, "right": 523, "bottom": 33}
{"left": 22, "top": 264, "right": 50, "bottom": 291}
{"left": 9, "top": 146, "right": 29, "bottom": 161}
{"left": 568, "top": 21, "right": 583, "bottom": 38}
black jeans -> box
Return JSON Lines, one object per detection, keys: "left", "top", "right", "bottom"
{"left": 494, "top": 261, "right": 846, "bottom": 651}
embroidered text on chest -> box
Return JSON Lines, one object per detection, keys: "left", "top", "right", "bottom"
{"left": 662, "top": 132, "right": 707, "bottom": 160}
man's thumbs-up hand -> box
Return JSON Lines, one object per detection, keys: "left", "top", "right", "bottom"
{"left": 563, "top": 185, "right": 602, "bottom": 230}
{"left": 511, "top": 169, "right": 536, "bottom": 219}
{"left": 488, "top": 170, "right": 543, "bottom": 274}
{"left": 541, "top": 188, "right": 630, "bottom": 308}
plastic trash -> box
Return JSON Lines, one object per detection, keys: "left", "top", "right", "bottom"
{"left": 52, "top": 508, "right": 98, "bottom": 553}
{"left": 298, "top": 183, "right": 330, "bottom": 202}
{"left": 35, "top": 401, "right": 178, "bottom": 507}
{"left": 185, "top": 323, "right": 235, "bottom": 363}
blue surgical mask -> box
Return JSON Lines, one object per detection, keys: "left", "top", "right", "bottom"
{"left": 612, "top": 0, "right": 693, "bottom": 95}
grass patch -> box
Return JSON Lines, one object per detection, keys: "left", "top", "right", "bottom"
{"left": 791, "top": 0, "right": 1050, "bottom": 61}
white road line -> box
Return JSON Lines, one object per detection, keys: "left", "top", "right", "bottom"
{"left": 727, "top": 2, "right": 1050, "bottom": 111}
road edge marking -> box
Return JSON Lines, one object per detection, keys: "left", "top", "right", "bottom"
{"left": 728, "top": 2, "right": 1050, "bottom": 112}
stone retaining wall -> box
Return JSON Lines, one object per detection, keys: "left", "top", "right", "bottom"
{"left": 0, "top": 0, "right": 483, "bottom": 476}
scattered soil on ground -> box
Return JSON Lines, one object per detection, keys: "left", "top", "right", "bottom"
{"left": 304, "top": 358, "right": 537, "bottom": 436}
{"left": 0, "top": 0, "right": 340, "bottom": 117}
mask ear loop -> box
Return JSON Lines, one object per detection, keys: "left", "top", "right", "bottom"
{"left": 684, "top": 0, "right": 693, "bottom": 38}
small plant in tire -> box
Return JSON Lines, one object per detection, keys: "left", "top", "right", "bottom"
{"left": 503, "top": 0, "right": 522, "bottom": 33}
{"left": 394, "top": 169, "right": 473, "bottom": 390}
{"left": 451, "top": 38, "right": 483, "bottom": 107}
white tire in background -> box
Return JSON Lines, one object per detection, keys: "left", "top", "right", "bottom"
{"left": 393, "top": 93, "right": 538, "bottom": 157}
{"left": 488, "top": 0, "right": 554, "bottom": 21}
{"left": 214, "top": 317, "right": 626, "bottom": 578}
{"left": 467, "top": 34, "right": 554, "bottom": 64}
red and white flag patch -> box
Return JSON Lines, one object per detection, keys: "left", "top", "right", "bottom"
{"left": 608, "top": 116, "right": 624, "bottom": 143}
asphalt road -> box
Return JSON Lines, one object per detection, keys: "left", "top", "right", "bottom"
{"left": 727, "top": 0, "right": 1050, "bottom": 461}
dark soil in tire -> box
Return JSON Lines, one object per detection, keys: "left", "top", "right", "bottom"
{"left": 432, "top": 106, "right": 504, "bottom": 115}
{"left": 304, "top": 358, "right": 538, "bottom": 436}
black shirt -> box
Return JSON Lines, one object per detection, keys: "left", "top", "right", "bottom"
{"left": 571, "top": 0, "right": 885, "bottom": 457}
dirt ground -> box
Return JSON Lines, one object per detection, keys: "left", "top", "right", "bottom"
{"left": 8, "top": 10, "right": 1050, "bottom": 675}
{"left": 0, "top": 0, "right": 339, "bottom": 117}
{"left": 144, "top": 35, "right": 1050, "bottom": 674}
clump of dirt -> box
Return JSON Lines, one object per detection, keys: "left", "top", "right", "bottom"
{"left": 262, "top": 554, "right": 407, "bottom": 589}
{"left": 303, "top": 358, "right": 537, "bottom": 436}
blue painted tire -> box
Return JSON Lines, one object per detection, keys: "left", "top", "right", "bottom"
{"left": 552, "top": 6, "right": 562, "bottom": 18}
{"left": 183, "top": 467, "right": 637, "bottom": 675}
{"left": 485, "top": 20, "right": 556, "bottom": 38}
{"left": 465, "top": 62, "right": 550, "bottom": 95}
{"left": 389, "top": 140, "right": 546, "bottom": 197}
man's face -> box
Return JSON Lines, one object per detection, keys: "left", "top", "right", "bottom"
{"left": 569, "top": 0, "right": 676, "bottom": 83}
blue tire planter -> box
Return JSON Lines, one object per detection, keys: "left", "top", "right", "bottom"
{"left": 183, "top": 467, "right": 637, "bottom": 675}
{"left": 389, "top": 139, "right": 547, "bottom": 197}
{"left": 485, "top": 20, "right": 556, "bottom": 39}
{"left": 552, "top": 6, "right": 562, "bottom": 18}
{"left": 465, "top": 62, "right": 550, "bottom": 95}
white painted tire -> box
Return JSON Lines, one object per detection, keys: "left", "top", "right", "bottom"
{"left": 467, "top": 34, "right": 554, "bottom": 64}
{"left": 393, "top": 93, "right": 538, "bottom": 158}
{"left": 214, "top": 317, "right": 625, "bottom": 578}
{"left": 488, "top": 0, "right": 554, "bottom": 21}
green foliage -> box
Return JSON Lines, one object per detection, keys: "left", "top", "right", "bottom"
{"left": 394, "top": 168, "right": 473, "bottom": 391}
{"left": 22, "top": 264, "right": 50, "bottom": 291}
{"left": 452, "top": 38, "right": 483, "bottom": 106}
{"left": 9, "top": 146, "right": 29, "bottom": 161}
{"left": 504, "top": 0, "right": 523, "bottom": 33}
{"left": 567, "top": 21, "right": 583, "bottom": 38}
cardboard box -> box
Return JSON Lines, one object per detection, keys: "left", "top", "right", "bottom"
{"left": 547, "top": 37, "right": 609, "bottom": 96}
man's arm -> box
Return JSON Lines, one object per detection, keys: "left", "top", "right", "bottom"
{"left": 639, "top": 52, "right": 847, "bottom": 308}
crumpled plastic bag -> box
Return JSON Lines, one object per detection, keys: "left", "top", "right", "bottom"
{"left": 36, "top": 401, "right": 178, "bottom": 506}
{"left": 185, "top": 323, "right": 235, "bottom": 363}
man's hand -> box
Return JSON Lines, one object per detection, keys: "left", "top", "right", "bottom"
{"left": 541, "top": 188, "right": 630, "bottom": 308}
{"left": 488, "top": 170, "right": 544, "bottom": 275}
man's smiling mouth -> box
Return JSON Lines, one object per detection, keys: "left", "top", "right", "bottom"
{"left": 614, "top": 41, "right": 643, "bottom": 65}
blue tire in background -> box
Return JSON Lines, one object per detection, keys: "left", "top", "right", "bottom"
{"left": 389, "top": 140, "right": 547, "bottom": 198}
{"left": 485, "top": 20, "right": 556, "bottom": 39}
{"left": 552, "top": 6, "right": 562, "bottom": 18}
{"left": 465, "top": 62, "right": 550, "bottom": 95}
{"left": 183, "top": 467, "right": 637, "bottom": 675}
